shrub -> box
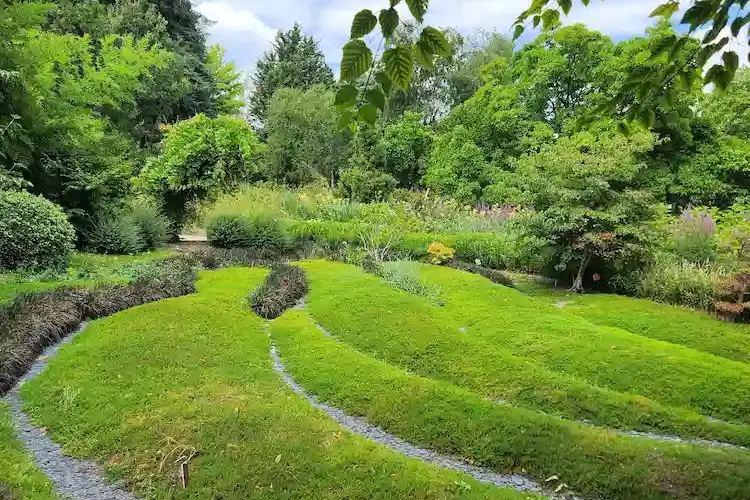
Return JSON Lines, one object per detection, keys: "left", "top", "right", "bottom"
{"left": 0, "top": 191, "right": 76, "bottom": 271}
{"left": 137, "top": 114, "right": 264, "bottom": 231}
{"left": 250, "top": 264, "right": 307, "bottom": 319}
{"left": 339, "top": 167, "right": 397, "bottom": 203}
{"left": 129, "top": 204, "right": 172, "bottom": 249}
{"left": 84, "top": 211, "right": 143, "bottom": 255}
{"left": 207, "top": 214, "right": 253, "bottom": 249}
{"left": 207, "top": 213, "right": 291, "bottom": 254}
{"left": 427, "top": 242, "right": 455, "bottom": 265}
{"left": 245, "top": 214, "right": 291, "bottom": 254}
{"left": 377, "top": 261, "right": 439, "bottom": 298}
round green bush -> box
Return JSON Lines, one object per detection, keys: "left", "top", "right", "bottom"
{"left": 207, "top": 213, "right": 290, "bottom": 253}
{"left": 207, "top": 214, "right": 253, "bottom": 249}
{"left": 0, "top": 190, "right": 76, "bottom": 271}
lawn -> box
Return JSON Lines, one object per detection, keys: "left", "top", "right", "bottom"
{"left": 298, "top": 260, "right": 750, "bottom": 445}
{"left": 0, "top": 402, "right": 57, "bottom": 500}
{"left": 514, "top": 280, "right": 750, "bottom": 363}
{"left": 18, "top": 268, "right": 532, "bottom": 500}
{"left": 6, "top": 260, "right": 750, "bottom": 500}
{"left": 0, "top": 251, "right": 172, "bottom": 304}
{"left": 270, "top": 309, "right": 750, "bottom": 500}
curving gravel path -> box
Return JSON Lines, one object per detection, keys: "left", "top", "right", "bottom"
{"left": 2, "top": 323, "right": 138, "bottom": 500}
{"left": 268, "top": 340, "right": 576, "bottom": 500}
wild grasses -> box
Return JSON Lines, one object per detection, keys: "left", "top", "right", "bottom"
{"left": 299, "top": 260, "right": 750, "bottom": 444}
{"left": 271, "top": 309, "right": 750, "bottom": 500}
{"left": 20, "top": 268, "right": 530, "bottom": 500}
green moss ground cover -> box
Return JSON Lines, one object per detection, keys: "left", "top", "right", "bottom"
{"left": 299, "top": 260, "right": 750, "bottom": 444}
{"left": 270, "top": 309, "right": 750, "bottom": 500}
{"left": 514, "top": 282, "right": 750, "bottom": 363}
{"left": 0, "top": 251, "right": 172, "bottom": 304}
{"left": 417, "top": 264, "right": 750, "bottom": 423}
{"left": 0, "top": 402, "right": 57, "bottom": 500}
{"left": 18, "top": 268, "right": 531, "bottom": 500}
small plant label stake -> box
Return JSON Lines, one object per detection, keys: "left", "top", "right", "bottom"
{"left": 180, "top": 461, "right": 190, "bottom": 489}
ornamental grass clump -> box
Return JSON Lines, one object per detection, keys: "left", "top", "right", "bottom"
{"left": 250, "top": 264, "right": 307, "bottom": 319}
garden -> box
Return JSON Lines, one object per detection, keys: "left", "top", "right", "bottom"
{"left": 2, "top": 0, "right": 750, "bottom": 499}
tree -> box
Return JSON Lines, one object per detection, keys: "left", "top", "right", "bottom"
{"left": 250, "top": 24, "right": 334, "bottom": 124}
{"left": 138, "top": 114, "right": 264, "bottom": 230}
{"left": 383, "top": 25, "right": 513, "bottom": 122}
{"left": 512, "top": 126, "right": 657, "bottom": 292}
{"left": 339, "top": 1, "right": 749, "bottom": 130}
{"left": 48, "top": 0, "right": 220, "bottom": 145}
{"left": 440, "top": 78, "right": 554, "bottom": 168}
{"left": 699, "top": 68, "right": 750, "bottom": 140}
{"left": 512, "top": 24, "right": 614, "bottom": 133}
{"left": 424, "top": 126, "right": 489, "bottom": 204}
{"left": 373, "top": 111, "right": 433, "bottom": 188}
{"left": 206, "top": 45, "right": 245, "bottom": 116}
{"left": 263, "top": 86, "right": 349, "bottom": 186}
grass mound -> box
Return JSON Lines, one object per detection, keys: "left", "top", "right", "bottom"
{"left": 0, "top": 257, "right": 196, "bottom": 394}
{"left": 250, "top": 264, "right": 307, "bottom": 319}
{"left": 19, "top": 268, "right": 531, "bottom": 499}
{"left": 271, "top": 309, "right": 750, "bottom": 500}
{"left": 299, "top": 260, "right": 750, "bottom": 445}
{"left": 517, "top": 283, "right": 750, "bottom": 363}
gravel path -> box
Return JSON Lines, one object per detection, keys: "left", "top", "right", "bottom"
{"left": 269, "top": 341, "right": 575, "bottom": 500}
{"left": 2, "top": 323, "right": 138, "bottom": 500}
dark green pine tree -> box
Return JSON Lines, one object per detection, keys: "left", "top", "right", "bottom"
{"left": 250, "top": 23, "right": 334, "bottom": 124}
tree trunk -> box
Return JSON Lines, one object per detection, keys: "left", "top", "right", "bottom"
{"left": 569, "top": 253, "right": 591, "bottom": 293}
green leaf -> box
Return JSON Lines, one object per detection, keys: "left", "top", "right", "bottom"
{"left": 390, "top": 0, "right": 401, "bottom": 6}
{"left": 405, "top": 0, "right": 429, "bottom": 23}
{"left": 651, "top": 34, "right": 677, "bottom": 56}
{"left": 533, "top": 15, "right": 541, "bottom": 28}
{"left": 379, "top": 8, "right": 399, "bottom": 39}
{"left": 357, "top": 104, "right": 379, "bottom": 124}
{"left": 375, "top": 71, "right": 392, "bottom": 95}
{"left": 337, "top": 110, "right": 355, "bottom": 131}
{"left": 541, "top": 9, "right": 561, "bottom": 30}
{"left": 731, "top": 13, "right": 750, "bottom": 37}
{"left": 559, "top": 0, "right": 572, "bottom": 15}
{"left": 723, "top": 51, "right": 739, "bottom": 73}
{"left": 704, "top": 64, "right": 725, "bottom": 87}
{"left": 414, "top": 41, "right": 434, "bottom": 69}
{"left": 334, "top": 84, "right": 358, "bottom": 107}
{"left": 418, "top": 26, "right": 451, "bottom": 57}
{"left": 351, "top": 10, "right": 377, "bottom": 39}
{"left": 340, "top": 40, "right": 373, "bottom": 82}
{"left": 513, "top": 24, "right": 525, "bottom": 40}
{"left": 382, "top": 45, "right": 414, "bottom": 91}
{"left": 649, "top": 1, "right": 679, "bottom": 19}
{"left": 366, "top": 88, "right": 386, "bottom": 111}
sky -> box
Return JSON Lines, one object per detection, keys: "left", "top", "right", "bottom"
{"left": 193, "top": 0, "right": 749, "bottom": 79}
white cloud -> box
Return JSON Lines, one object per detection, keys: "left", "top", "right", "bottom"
{"left": 194, "top": 0, "right": 688, "bottom": 76}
